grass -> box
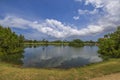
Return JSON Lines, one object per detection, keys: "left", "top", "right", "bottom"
{"left": 0, "top": 59, "right": 120, "bottom": 80}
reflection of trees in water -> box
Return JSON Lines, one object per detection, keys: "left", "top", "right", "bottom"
{"left": 0, "top": 50, "right": 24, "bottom": 65}
{"left": 24, "top": 44, "right": 49, "bottom": 49}
{"left": 42, "top": 45, "right": 48, "bottom": 51}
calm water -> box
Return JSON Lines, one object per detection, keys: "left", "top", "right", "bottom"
{"left": 22, "top": 45, "right": 102, "bottom": 68}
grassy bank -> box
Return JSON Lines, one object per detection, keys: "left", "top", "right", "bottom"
{"left": 0, "top": 59, "right": 120, "bottom": 80}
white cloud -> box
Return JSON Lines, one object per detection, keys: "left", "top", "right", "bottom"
{"left": 85, "top": 0, "right": 104, "bottom": 8}
{"left": 73, "top": 16, "right": 79, "bottom": 20}
{"left": 78, "top": 8, "right": 98, "bottom": 15}
{"left": 75, "top": 0, "right": 104, "bottom": 8}
{"left": 0, "top": 16, "right": 31, "bottom": 29}
{"left": 75, "top": 0, "right": 82, "bottom": 2}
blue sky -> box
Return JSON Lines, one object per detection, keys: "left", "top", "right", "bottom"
{"left": 0, "top": 0, "right": 120, "bottom": 40}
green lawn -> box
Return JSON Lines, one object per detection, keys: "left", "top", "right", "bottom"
{"left": 0, "top": 59, "right": 120, "bottom": 80}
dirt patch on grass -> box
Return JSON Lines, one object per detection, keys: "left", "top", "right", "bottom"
{"left": 90, "top": 73, "right": 120, "bottom": 80}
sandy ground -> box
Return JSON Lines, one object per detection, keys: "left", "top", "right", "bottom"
{"left": 90, "top": 73, "right": 120, "bottom": 80}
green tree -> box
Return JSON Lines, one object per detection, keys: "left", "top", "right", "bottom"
{"left": 0, "top": 25, "right": 24, "bottom": 55}
{"left": 98, "top": 26, "right": 120, "bottom": 58}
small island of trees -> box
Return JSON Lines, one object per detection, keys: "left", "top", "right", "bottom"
{"left": 68, "top": 39, "right": 84, "bottom": 47}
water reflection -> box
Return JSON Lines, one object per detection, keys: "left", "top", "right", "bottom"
{"left": 22, "top": 46, "right": 102, "bottom": 68}
{"left": 0, "top": 51, "right": 24, "bottom": 65}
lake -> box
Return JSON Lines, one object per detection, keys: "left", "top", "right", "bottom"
{"left": 22, "top": 45, "right": 102, "bottom": 68}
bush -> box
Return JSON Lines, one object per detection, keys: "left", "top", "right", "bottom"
{"left": 98, "top": 26, "right": 120, "bottom": 58}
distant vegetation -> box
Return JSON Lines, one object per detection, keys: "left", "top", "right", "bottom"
{"left": 68, "top": 39, "right": 84, "bottom": 47}
{"left": 98, "top": 26, "right": 120, "bottom": 59}
{"left": 24, "top": 39, "right": 86, "bottom": 47}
